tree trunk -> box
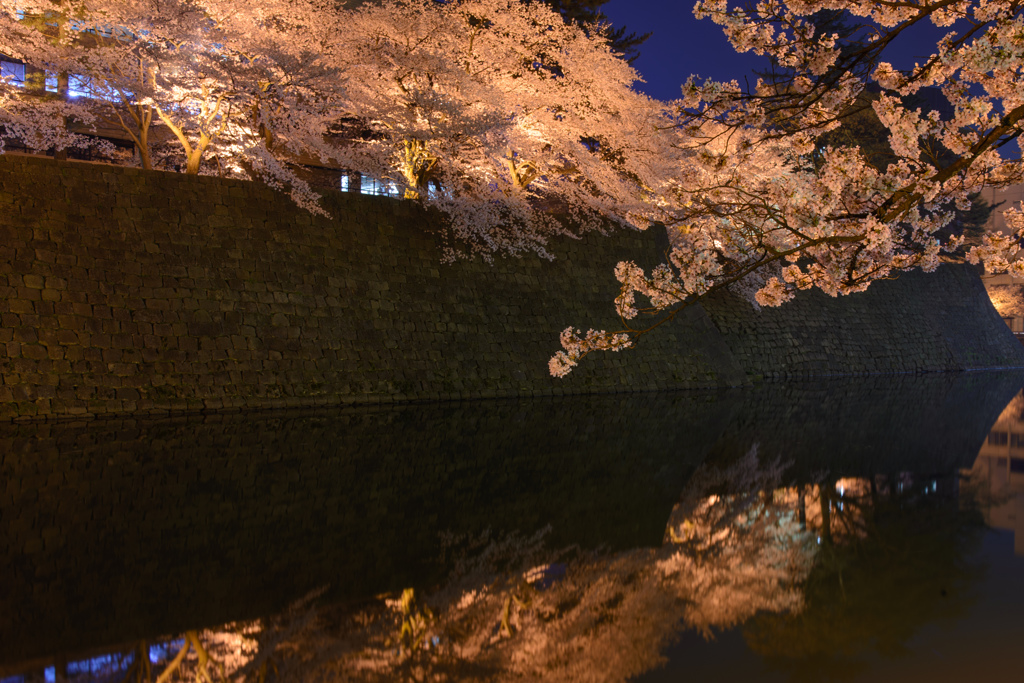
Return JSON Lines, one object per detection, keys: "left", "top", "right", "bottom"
{"left": 183, "top": 133, "right": 212, "bottom": 175}
{"left": 54, "top": 71, "right": 70, "bottom": 161}
{"left": 185, "top": 150, "right": 204, "bottom": 175}
{"left": 135, "top": 106, "right": 154, "bottom": 171}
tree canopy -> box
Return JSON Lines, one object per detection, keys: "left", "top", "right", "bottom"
{"left": 1, "top": 0, "right": 665, "bottom": 256}
{"left": 549, "top": 0, "right": 1024, "bottom": 376}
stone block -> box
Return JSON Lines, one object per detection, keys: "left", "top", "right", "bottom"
{"left": 22, "top": 274, "right": 44, "bottom": 289}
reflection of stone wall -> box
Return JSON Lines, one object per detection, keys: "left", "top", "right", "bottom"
{"left": 717, "top": 371, "right": 1024, "bottom": 477}
{"left": 0, "top": 394, "right": 726, "bottom": 664}
{"left": 1, "top": 155, "right": 1022, "bottom": 418}
{"left": 2, "top": 372, "right": 1021, "bottom": 665}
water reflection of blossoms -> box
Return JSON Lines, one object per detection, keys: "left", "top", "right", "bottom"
{"left": 260, "top": 447, "right": 827, "bottom": 682}
{"left": 297, "top": 457, "right": 976, "bottom": 682}
{"left": 53, "top": 449, "right": 979, "bottom": 683}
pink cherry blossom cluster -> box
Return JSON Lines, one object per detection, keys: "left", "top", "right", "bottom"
{"left": 548, "top": 326, "right": 633, "bottom": 378}
{"left": 553, "top": 0, "right": 1024, "bottom": 376}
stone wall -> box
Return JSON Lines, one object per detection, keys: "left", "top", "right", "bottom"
{"left": 1, "top": 154, "right": 1021, "bottom": 419}
{"left": 703, "top": 263, "right": 1022, "bottom": 380}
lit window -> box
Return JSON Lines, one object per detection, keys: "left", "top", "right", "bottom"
{"left": 360, "top": 176, "right": 399, "bottom": 198}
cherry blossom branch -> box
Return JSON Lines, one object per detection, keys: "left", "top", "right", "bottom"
{"left": 550, "top": 233, "right": 866, "bottom": 377}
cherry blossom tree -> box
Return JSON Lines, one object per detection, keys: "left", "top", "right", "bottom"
{"left": 2, "top": 0, "right": 672, "bottom": 252}
{"left": 551, "top": 0, "right": 1024, "bottom": 377}
{"left": 2, "top": 1, "right": 203, "bottom": 171}
{"left": 0, "top": 1, "right": 115, "bottom": 157}
{"left": 326, "top": 0, "right": 673, "bottom": 259}
{"left": 1, "top": 1, "right": 349, "bottom": 211}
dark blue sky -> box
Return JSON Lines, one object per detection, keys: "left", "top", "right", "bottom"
{"left": 601, "top": 0, "right": 769, "bottom": 100}
{"left": 602, "top": 1, "right": 956, "bottom": 102}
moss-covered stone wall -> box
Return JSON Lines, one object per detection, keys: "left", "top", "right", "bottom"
{"left": 0, "top": 154, "right": 1021, "bottom": 419}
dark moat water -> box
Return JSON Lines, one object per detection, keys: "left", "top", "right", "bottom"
{"left": 3, "top": 371, "right": 1024, "bottom": 681}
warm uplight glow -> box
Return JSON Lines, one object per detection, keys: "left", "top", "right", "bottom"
{"left": 963, "top": 390, "right": 1024, "bottom": 554}
{"left": 987, "top": 285, "right": 1024, "bottom": 324}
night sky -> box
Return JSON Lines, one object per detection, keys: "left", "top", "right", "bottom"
{"left": 602, "top": 1, "right": 959, "bottom": 102}
{"left": 601, "top": 0, "right": 769, "bottom": 100}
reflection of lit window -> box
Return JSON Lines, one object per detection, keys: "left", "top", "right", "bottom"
{"left": 45, "top": 71, "right": 57, "bottom": 92}
{"left": 1, "top": 60, "right": 25, "bottom": 85}
{"left": 63, "top": 637, "right": 185, "bottom": 677}
{"left": 989, "top": 430, "right": 1009, "bottom": 445}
